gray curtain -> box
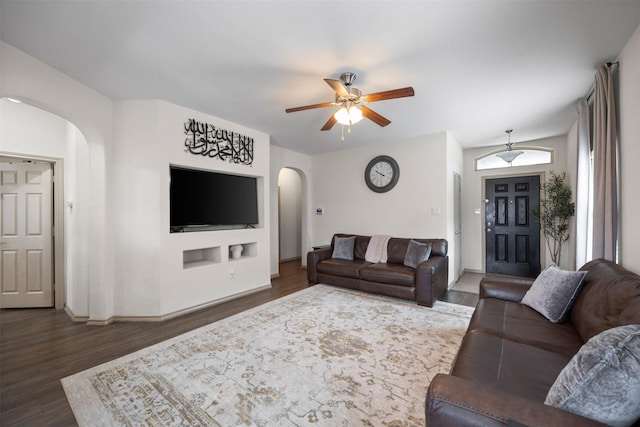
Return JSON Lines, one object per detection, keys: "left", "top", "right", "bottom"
{"left": 575, "top": 99, "right": 591, "bottom": 267}
{"left": 592, "top": 64, "right": 618, "bottom": 261}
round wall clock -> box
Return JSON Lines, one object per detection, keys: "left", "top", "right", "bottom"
{"left": 364, "top": 155, "right": 400, "bottom": 193}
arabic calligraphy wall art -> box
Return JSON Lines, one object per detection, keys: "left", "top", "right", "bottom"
{"left": 184, "top": 118, "right": 254, "bottom": 166}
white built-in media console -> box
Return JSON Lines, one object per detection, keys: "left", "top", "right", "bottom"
{"left": 182, "top": 242, "right": 257, "bottom": 269}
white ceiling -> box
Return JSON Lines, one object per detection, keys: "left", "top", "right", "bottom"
{"left": 1, "top": 1, "right": 639, "bottom": 155}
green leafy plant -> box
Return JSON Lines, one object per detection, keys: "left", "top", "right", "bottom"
{"left": 533, "top": 171, "right": 575, "bottom": 267}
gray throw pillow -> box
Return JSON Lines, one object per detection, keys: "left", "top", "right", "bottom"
{"left": 404, "top": 240, "right": 432, "bottom": 268}
{"left": 545, "top": 324, "right": 640, "bottom": 427}
{"left": 331, "top": 236, "right": 356, "bottom": 260}
{"left": 521, "top": 264, "right": 587, "bottom": 323}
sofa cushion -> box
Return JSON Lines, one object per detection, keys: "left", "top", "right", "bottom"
{"left": 545, "top": 324, "right": 640, "bottom": 427}
{"left": 404, "top": 240, "right": 432, "bottom": 268}
{"left": 451, "top": 330, "right": 572, "bottom": 402}
{"left": 521, "top": 264, "right": 587, "bottom": 323}
{"left": 468, "top": 298, "right": 584, "bottom": 358}
{"left": 360, "top": 263, "right": 416, "bottom": 287}
{"left": 332, "top": 234, "right": 371, "bottom": 260}
{"left": 316, "top": 259, "right": 370, "bottom": 279}
{"left": 331, "top": 235, "right": 356, "bottom": 260}
{"left": 360, "top": 280, "right": 416, "bottom": 301}
{"left": 426, "top": 239, "right": 447, "bottom": 258}
{"left": 571, "top": 259, "right": 640, "bottom": 342}
{"left": 386, "top": 238, "right": 411, "bottom": 264}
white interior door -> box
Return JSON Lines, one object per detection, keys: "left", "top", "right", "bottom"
{"left": 1, "top": 161, "right": 54, "bottom": 308}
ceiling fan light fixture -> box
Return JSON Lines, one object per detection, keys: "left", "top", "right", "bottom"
{"left": 334, "top": 105, "right": 363, "bottom": 125}
{"left": 348, "top": 106, "right": 363, "bottom": 124}
{"left": 285, "top": 71, "right": 414, "bottom": 134}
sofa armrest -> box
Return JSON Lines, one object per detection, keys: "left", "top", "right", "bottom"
{"left": 306, "top": 248, "right": 332, "bottom": 283}
{"left": 479, "top": 277, "right": 534, "bottom": 302}
{"left": 415, "top": 255, "right": 448, "bottom": 307}
{"left": 426, "top": 374, "right": 606, "bottom": 427}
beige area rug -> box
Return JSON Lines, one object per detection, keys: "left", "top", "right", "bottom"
{"left": 62, "top": 285, "right": 473, "bottom": 427}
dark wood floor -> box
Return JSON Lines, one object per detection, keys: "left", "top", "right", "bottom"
{"left": 439, "top": 289, "right": 480, "bottom": 307}
{"left": 0, "top": 261, "right": 475, "bottom": 426}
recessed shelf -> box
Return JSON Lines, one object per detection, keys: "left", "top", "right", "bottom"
{"left": 229, "top": 242, "right": 257, "bottom": 261}
{"left": 183, "top": 246, "right": 221, "bottom": 269}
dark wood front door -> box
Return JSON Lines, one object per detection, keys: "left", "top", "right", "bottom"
{"left": 485, "top": 175, "right": 541, "bottom": 277}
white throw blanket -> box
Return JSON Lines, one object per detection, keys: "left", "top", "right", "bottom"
{"left": 365, "top": 234, "right": 391, "bottom": 263}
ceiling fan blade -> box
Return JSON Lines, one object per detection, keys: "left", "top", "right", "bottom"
{"left": 285, "top": 102, "right": 335, "bottom": 113}
{"left": 324, "top": 78, "right": 350, "bottom": 97}
{"left": 360, "top": 106, "right": 391, "bottom": 127}
{"left": 364, "top": 87, "right": 415, "bottom": 103}
{"left": 320, "top": 114, "right": 337, "bottom": 131}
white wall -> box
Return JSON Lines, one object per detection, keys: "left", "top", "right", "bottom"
{"left": 111, "top": 101, "right": 163, "bottom": 316}
{"left": 446, "top": 132, "right": 464, "bottom": 282}
{"left": 462, "top": 136, "right": 570, "bottom": 272}
{"left": 273, "top": 132, "right": 459, "bottom": 285}
{"left": 311, "top": 132, "right": 449, "bottom": 244}
{"left": 617, "top": 23, "right": 640, "bottom": 274}
{"left": 0, "top": 97, "right": 91, "bottom": 315}
{"left": 112, "top": 100, "right": 271, "bottom": 317}
{"left": 565, "top": 121, "right": 579, "bottom": 270}
{"left": 65, "top": 124, "right": 91, "bottom": 314}
{"left": 278, "top": 168, "right": 302, "bottom": 261}
{"left": 158, "top": 101, "right": 271, "bottom": 316}
{"left": 1, "top": 100, "right": 68, "bottom": 151}
{"left": 269, "top": 145, "right": 312, "bottom": 275}
{"left": 1, "top": 41, "right": 114, "bottom": 322}
{"left": 2, "top": 42, "right": 273, "bottom": 321}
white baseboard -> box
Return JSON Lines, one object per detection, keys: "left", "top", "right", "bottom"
{"left": 111, "top": 284, "right": 273, "bottom": 323}
{"left": 86, "top": 318, "right": 114, "bottom": 326}
{"left": 64, "top": 284, "right": 273, "bottom": 325}
{"left": 279, "top": 256, "right": 301, "bottom": 263}
{"left": 64, "top": 305, "right": 89, "bottom": 323}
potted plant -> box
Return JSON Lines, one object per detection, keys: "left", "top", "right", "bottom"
{"left": 533, "top": 171, "right": 575, "bottom": 267}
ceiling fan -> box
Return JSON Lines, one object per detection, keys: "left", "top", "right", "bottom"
{"left": 285, "top": 72, "right": 415, "bottom": 133}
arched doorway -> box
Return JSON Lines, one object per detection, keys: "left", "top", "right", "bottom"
{"left": 0, "top": 98, "right": 91, "bottom": 311}
{"left": 278, "top": 168, "right": 303, "bottom": 263}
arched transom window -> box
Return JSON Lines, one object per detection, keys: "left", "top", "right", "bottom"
{"left": 475, "top": 147, "right": 554, "bottom": 171}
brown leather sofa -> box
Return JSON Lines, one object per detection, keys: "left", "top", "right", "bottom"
{"left": 426, "top": 258, "right": 640, "bottom": 427}
{"left": 307, "top": 233, "right": 448, "bottom": 307}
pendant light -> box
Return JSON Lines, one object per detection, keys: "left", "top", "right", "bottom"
{"left": 496, "top": 129, "right": 523, "bottom": 164}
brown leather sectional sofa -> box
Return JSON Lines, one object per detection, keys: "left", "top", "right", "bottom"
{"left": 307, "top": 233, "right": 448, "bottom": 307}
{"left": 426, "top": 258, "right": 640, "bottom": 427}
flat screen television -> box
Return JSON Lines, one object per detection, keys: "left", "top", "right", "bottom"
{"left": 170, "top": 166, "right": 259, "bottom": 232}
